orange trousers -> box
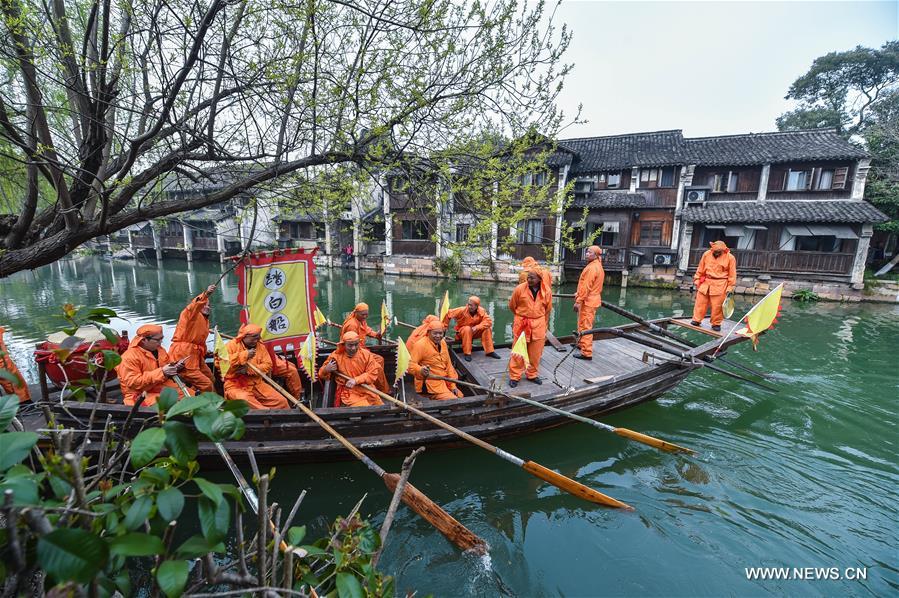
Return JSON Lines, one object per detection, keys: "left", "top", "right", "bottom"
{"left": 508, "top": 339, "right": 545, "bottom": 381}
{"left": 271, "top": 358, "right": 303, "bottom": 399}
{"left": 169, "top": 342, "right": 214, "bottom": 392}
{"left": 224, "top": 379, "right": 289, "bottom": 410}
{"left": 457, "top": 325, "right": 495, "bottom": 355}
{"left": 692, "top": 292, "right": 725, "bottom": 326}
{"left": 576, "top": 306, "right": 598, "bottom": 357}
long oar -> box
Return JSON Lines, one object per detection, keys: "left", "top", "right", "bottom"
{"left": 246, "top": 364, "right": 487, "bottom": 554}
{"left": 336, "top": 373, "right": 633, "bottom": 510}
{"left": 426, "top": 374, "right": 695, "bottom": 455}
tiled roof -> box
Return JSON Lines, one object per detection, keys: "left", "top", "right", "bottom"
{"left": 560, "top": 130, "right": 686, "bottom": 173}
{"left": 681, "top": 200, "right": 887, "bottom": 223}
{"left": 572, "top": 191, "right": 654, "bottom": 209}
{"left": 684, "top": 129, "right": 868, "bottom": 166}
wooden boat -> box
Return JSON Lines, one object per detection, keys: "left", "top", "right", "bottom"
{"left": 25, "top": 316, "right": 750, "bottom": 465}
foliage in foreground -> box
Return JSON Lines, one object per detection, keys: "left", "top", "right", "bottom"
{"left": 791, "top": 289, "right": 821, "bottom": 303}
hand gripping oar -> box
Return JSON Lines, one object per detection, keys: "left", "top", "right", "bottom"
{"left": 245, "top": 363, "right": 487, "bottom": 554}
{"left": 425, "top": 374, "right": 695, "bottom": 455}
{"left": 335, "top": 373, "right": 633, "bottom": 510}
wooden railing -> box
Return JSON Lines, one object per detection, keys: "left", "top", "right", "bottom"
{"left": 192, "top": 237, "right": 218, "bottom": 250}
{"left": 565, "top": 246, "right": 628, "bottom": 271}
{"left": 131, "top": 235, "right": 154, "bottom": 248}
{"left": 688, "top": 248, "right": 854, "bottom": 275}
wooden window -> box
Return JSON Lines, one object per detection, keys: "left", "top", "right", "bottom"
{"left": 575, "top": 180, "right": 593, "bottom": 194}
{"left": 710, "top": 172, "right": 738, "bottom": 193}
{"left": 194, "top": 222, "right": 216, "bottom": 238}
{"left": 639, "top": 168, "right": 659, "bottom": 188}
{"left": 607, "top": 172, "right": 621, "bottom": 188}
{"left": 727, "top": 173, "right": 739, "bottom": 192}
{"left": 660, "top": 167, "right": 675, "bottom": 187}
{"left": 832, "top": 167, "right": 848, "bottom": 190}
{"left": 638, "top": 221, "right": 664, "bottom": 246}
{"left": 455, "top": 223, "right": 470, "bottom": 243}
{"left": 785, "top": 169, "right": 813, "bottom": 191}
{"left": 401, "top": 220, "right": 429, "bottom": 240}
{"left": 516, "top": 219, "right": 543, "bottom": 244}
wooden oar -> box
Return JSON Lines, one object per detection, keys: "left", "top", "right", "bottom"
{"left": 394, "top": 319, "right": 416, "bottom": 330}
{"left": 335, "top": 373, "right": 633, "bottom": 510}
{"left": 246, "top": 364, "right": 487, "bottom": 554}
{"left": 426, "top": 374, "right": 695, "bottom": 455}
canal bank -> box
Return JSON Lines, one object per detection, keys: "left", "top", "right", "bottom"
{"left": 1, "top": 257, "right": 897, "bottom": 596}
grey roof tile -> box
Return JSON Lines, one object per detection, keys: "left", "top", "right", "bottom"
{"left": 572, "top": 191, "right": 653, "bottom": 209}
{"left": 560, "top": 130, "right": 686, "bottom": 173}
{"left": 684, "top": 129, "right": 867, "bottom": 166}
{"left": 681, "top": 200, "right": 886, "bottom": 223}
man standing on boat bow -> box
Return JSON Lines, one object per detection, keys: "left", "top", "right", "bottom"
{"left": 117, "top": 324, "right": 193, "bottom": 406}
{"left": 442, "top": 295, "right": 501, "bottom": 362}
{"left": 691, "top": 240, "right": 737, "bottom": 331}
{"left": 508, "top": 269, "right": 551, "bottom": 387}
{"left": 409, "top": 320, "right": 463, "bottom": 399}
{"left": 573, "top": 246, "right": 605, "bottom": 361}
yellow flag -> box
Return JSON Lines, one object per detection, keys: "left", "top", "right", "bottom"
{"left": 735, "top": 283, "right": 783, "bottom": 350}
{"left": 510, "top": 331, "right": 529, "bottom": 366}
{"left": 395, "top": 336, "right": 411, "bottom": 381}
{"left": 214, "top": 327, "right": 230, "bottom": 378}
{"left": 299, "top": 331, "right": 317, "bottom": 382}
{"left": 438, "top": 290, "right": 449, "bottom": 321}
{"left": 313, "top": 306, "right": 328, "bottom": 328}
{"left": 380, "top": 300, "right": 389, "bottom": 335}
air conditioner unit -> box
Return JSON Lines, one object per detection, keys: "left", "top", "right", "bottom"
{"left": 685, "top": 187, "right": 710, "bottom": 205}
{"left": 653, "top": 252, "right": 675, "bottom": 266}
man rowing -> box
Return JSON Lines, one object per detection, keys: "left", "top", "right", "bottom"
{"left": 220, "top": 324, "right": 289, "bottom": 409}
{"left": 442, "top": 295, "right": 501, "bottom": 362}
{"left": 406, "top": 314, "right": 441, "bottom": 350}
{"left": 409, "top": 320, "right": 463, "bottom": 400}
{"left": 318, "top": 331, "right": 384, "bottom": 407}
{"left": 341, "top": 302, "right": 382, "bottom": 344}
{"left": 691, "top": 240, "right": 737, "bottom": 331}
{"left": 573, "top": 245, "right": 605, "bottom": 361}
{"left": 117, "top": 324, "right": 193, "bottom": 406}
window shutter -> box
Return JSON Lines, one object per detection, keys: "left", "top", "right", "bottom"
{"left": 832, "top": 167, "right": 848, "bottom": 190}
{"left": 811, "top": 168, "right": 820, "bottom": 190}
{"left": 803, "top": 170, "right": 813, "bottom": 190}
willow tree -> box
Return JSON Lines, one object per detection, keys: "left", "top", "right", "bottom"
{"left": 0, "top": 0, "right": 572, "bottom": 276}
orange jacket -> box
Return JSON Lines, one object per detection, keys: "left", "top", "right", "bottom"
{"left": 223, "top": 338, "right": 273, "bottom": 386}
{"left": 442, "top": 306, "right": 492, "bottom": 333}
{"left": 318, "top": 347, "right": 383, "bottom": 406}
{"left": 509, "top": 282, "right": 549, "bottom": 341}
{"left": 694, "top": 244, "right": 737, "bottom": 296}
{"left": 405, "top": 316, "right": 440, "bottom": 350}
{"left": 0, "top": 327, "right": 30, "bottom": 402}
{"left": 575, "top": 259, "right": 605, "bottom": 308}
{"left": 117, "top": 345, "right": 177, "bottom": 405}
{"left": 169, "top": 292, "right": 210, "bottom": 362}
{"left": 408, "top": 336, "right": 459, "bottom": 395}
{"left": 341, "top": 316, "right": 379, "bottom": 340}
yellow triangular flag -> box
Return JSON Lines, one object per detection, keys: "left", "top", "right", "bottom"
{"left": 510, "top": 331, "right": 529, "bottom": 366}
{"left": 736, "top": 283, "right": 783, "bottom": 350}
{"left": 380, "top": 300, "right": 389, "bottom": 335}
{"left": 313, "top": 306, "right": 328, "bottom": 328}
{"left": 395, "top": 336, "right": 411, "bottom": 381}
{"left": 438, "top": 290, "right": 449, "bottom": 321}
{"left": 299, "top": 331, "right": 317, "bottom": 382}
{"left": 214, "top": 326, "right": 230, "bottom": 378}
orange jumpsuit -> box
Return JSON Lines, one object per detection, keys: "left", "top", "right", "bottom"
{"left": 270, "top": 355, "right": 303, "bottom": 399}
{"left": 340, "top": 312, "right": 389, "bottom": 391}
{"left": 318, "top": 347, "right": 384, "bottom": 407}
{"left": 442, "top": 306, "right": 494, "bottom": 355}
{"left": 406, "top": 315, "right": 441, "bottom": 351}
{"left": 168, "top": 292, "right": 214, "bottom": 392}
{"left": 0, "top": 327, "right": 30, "bottom": 402}
{"left": 575, "top": 257, "right": 605, "bottom": 357}
{"left": 117, "top": 342, "right": 191, "bottom": 407}
{"left": 408, "top": 337, "right": 463, "bottom": 400}
{"left": 692, "top": 241, "right": 737, "bottom": 326}
{"left": 223, "top": 338, "right": 289, "bottom": 409}
{"left": 518, "top": 258, "right": 553, "bottom": 325}
{"left": 508, "top": 281, "right": 550, "bottom": 381}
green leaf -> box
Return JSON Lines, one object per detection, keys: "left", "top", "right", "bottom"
{"left": 0, "top": 393, "right": 19, "bottom": 430}
{"left": 230, "top": 418, "right": 246, "bottom": 441}
{"left": 0, "top": 432, "right": 38, "bottom": 471}
{"left": 300, "top": 544, "right": 328, "bottom": 556}
{"left": 198, "top": 496, "right": 230, "bottom": 543}
{"left": 194, "top": 478, "right": 223, "bottom": 505}
{"left": 163, "top": 421, "right": 198, "bottom": 465}
{"left": 123, "top": 495, "right": 154, "bottom": 531}
{"left": 100, "top": 350, "right": 122, "bottom": 371}
{"left": 174, "top": 535, "right": 225, "bottom": 559}
{"left": 191, "top": 407, "right": 218, "bottom": 437}
{"left": 37, "top": 528, "right": 108, "bottom": 583}
{"left": 336, "top": 571, "right": 365, "bottom": 598}
{"left": 100, "top": 326, "right": 121, "bottom": 345}
{"left": 156, "top": 387, "right": 179, "bottom": 413}
{"left": 287, "top": 525, "right": 306, "bottom": 546}
{"left": 130, "top": 428, "right": 166, "bottom": 468}
{"left": 209, "top": 411, "right": 237, "bottom": 441}
{"left": 156, "top": 560, "right": 189, "bottom": 598}
{"left": 114, "top": 571, "right": 132, "bottom": 596}
{"left": 109, "top": 532, "right": 166, "bottom": 556}
{"left": 87, "top": 307, "right": 118, "bottom": 321}
{"left": 140, "top": 467, "right": 171, "bottom": 486}
{"left": 221, "top": 399, "right": 250, "bottom": 418}
{"left": 157, "top": 487, "right": 185, "bottom": 522}
{"left": 358, "top": 526, "right": 380, "bottom": 554}
{"left": 48, "top": 475, "right": 72, "bottom": 500}
{"left": 0, "top": 475, "right": 39, "bottom": 505}
{"left": 167, "top": 393, "right": 221, "bottom": 418}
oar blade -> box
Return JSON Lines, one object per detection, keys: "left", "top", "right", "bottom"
{"left": 521, "top": 461, "right": 633, "bottom": 510}
{"left": 382, "top": 473, "right": 488, "bottom": 555}
{"left": 613, "top": 428, "right": 697, "bottom": 455}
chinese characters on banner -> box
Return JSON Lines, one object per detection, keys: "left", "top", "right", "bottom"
{"left": 235, "top": 248, "right": 318, "bottom": 351}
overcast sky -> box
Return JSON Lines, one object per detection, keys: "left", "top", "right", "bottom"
{"left": 550, "top": 1, "right": 898, "bottom": 140}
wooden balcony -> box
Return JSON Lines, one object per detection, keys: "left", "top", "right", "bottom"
{"left": 131, "top": 235, "right": 154, "bottom": 248}
{"left": 689, "top": 248, "right": 854, "bottom": 275}
{"left": 565, "top": 246, "right": 630, "bottom": 271}
{"left": 193, "top": 237, "right": 219, "bottom": 250}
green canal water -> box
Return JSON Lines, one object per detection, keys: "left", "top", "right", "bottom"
{"left": 1, "top": 257, "right": 897, "bottom": 596}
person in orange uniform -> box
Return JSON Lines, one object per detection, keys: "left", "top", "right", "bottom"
{"left": 442, "top": 296, "right": 501, "bottom": 362}
{"left": 508, "top": 269, "right": 551, "bottom": 387}
{"left": 518, "top": 257, "right": 554, "bottom": 325}
{"left": 408, "top": 321, "right": 463, "bottom": 400}
{"left": 0, "top": 327, "right": 30, "bottom": 402}
{"left": 222, "top": 324, "right": 289, "bottom": 409}
{"left": 406, "top": 315, "right": 440, "bottom": 350}
{"left": 691, "top": 240, "right": 737, "bottom": 331}
{"left": 168, "top": 284, "right": 217, "bottom": 392}
{"left": 341, "top": 303, "right": 381, "bottom": 344}
{"left": 117, "top": 324, "right": 192, "bottom": 406}
{"left": 318, "top": 331, "right": 384, "bottom": 407}
{"left": 573, "top": 246, "right": 605, "bottom": 361}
